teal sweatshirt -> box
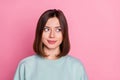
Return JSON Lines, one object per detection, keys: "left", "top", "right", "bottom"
{"left": 14, "top": 54, "right": 88, "bottom": 80}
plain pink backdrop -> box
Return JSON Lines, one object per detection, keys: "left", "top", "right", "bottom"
{"left": 0, "top": 0, "right": 120, "bottom": 80}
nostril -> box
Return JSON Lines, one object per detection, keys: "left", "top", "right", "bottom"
{"left": 49, "top": 31, "right": 55, "bottom": 38}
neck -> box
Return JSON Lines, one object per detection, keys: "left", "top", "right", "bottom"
{"left": 43, "top": 47, "right": 60, "bottom": 60}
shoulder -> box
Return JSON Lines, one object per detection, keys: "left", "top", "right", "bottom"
{"left": 66, "top": 55, "right": 88, "bottom": 80}
{"left": 18, "top": 54, "right": 38, "bottom": 66}
{"left": 65, "top": 55, "right": 85, "bottom": 68}
{"left": 66, "top": 55, "right": 83, "bottom": 64}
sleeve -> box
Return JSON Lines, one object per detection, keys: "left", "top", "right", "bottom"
{"left": 14, "top": 62, "right": 25, "bottom": 80}
{"left": 79, "top": 64, "right": 88, "bottom": 80}
{"left": 73, "top": 61, "right": 88, "bottom": 80}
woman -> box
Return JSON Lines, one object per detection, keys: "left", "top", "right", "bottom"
{"left": 14, "top": 9, "right": 88, "bottom": 80}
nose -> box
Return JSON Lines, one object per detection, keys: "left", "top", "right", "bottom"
{"left": 49, "top": 29, "right": 55, "bottom": 38}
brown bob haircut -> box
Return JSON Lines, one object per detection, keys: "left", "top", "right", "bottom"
{"left": 33, "top": 9, "right": 70, "bottom": 58}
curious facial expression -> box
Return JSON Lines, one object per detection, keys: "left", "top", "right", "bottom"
{"left": 42, "top": 17, "right": 63, "bottom": 50}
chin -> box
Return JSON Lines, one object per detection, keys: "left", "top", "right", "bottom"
{"left": 47, "top": 46, "right": 58, "bottom": 49}
{"left": 46, "top": 44, "right": 59, "bottom": 49}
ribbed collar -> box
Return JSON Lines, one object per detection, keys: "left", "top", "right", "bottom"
{"left": 35, "top": 54, "right": 68, "bottom": 64}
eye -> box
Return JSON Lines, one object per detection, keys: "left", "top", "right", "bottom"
{"left": 56, "top": 28, "right": 62, "bottom": 32}
{"left": 43, "top": 27, "right": 50, "bottom": 32}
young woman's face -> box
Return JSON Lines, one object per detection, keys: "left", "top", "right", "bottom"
{"left": 42, "top": 17, "right": 63, "bottom": 50}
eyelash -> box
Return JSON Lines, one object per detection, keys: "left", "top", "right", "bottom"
{"left": 43, "top": 28, "right": 62, "bottom": 32}
{"left": 43, "top": 28, "right": 49, "bottom": 32}
{"left": 56, "top": 28, "right": 61, "bottom": 32}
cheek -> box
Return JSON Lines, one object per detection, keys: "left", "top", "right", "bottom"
{"left": 42, "top": 33, "right": 48, "bottom": 39}
{"left": 57, "top": 34, "right": 63, "bottom": 41}
{"left": 42, "top": 34, "right": 47, "bottom": 43}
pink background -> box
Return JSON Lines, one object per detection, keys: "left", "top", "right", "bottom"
{"left": 0, "top": 0, "right": 120, "bottom": 80}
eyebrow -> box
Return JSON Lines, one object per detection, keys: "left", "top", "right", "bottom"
{"left": 44, "top": 26, "right": 61, "bottom": 28}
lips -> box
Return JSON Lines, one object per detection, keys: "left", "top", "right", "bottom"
{"left": 47, "top": 40, "right": 56, "bottom": 44}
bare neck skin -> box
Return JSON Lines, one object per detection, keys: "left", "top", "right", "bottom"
{"left": 43, "top": 47, "right": 60, "bottom": 60}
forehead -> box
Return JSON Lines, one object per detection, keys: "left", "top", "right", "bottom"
{"left": 45, "top": 17, "right": 60, "bottom": 27}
